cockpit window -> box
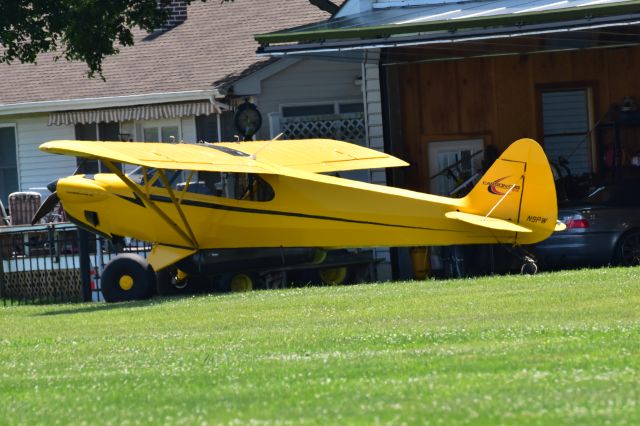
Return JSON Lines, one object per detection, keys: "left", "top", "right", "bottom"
{"left": 128, "top": 167, "right": 274, "bottom": 201}
{"left": 179, "top": 171, "right": 274, "bottom": 201}
{"left": 128, "top": 167, "right": 181, "bottom": 188}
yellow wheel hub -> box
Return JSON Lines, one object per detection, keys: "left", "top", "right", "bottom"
{"left": 230, "top": 274, "right": 253, "bottom": 292}
{"left": 319, "top": 267, "right": 347, "bottom": 285}
{"left": 312, "top": 249, "right": 327, "bottom": 265}
{"left": 119, "top": 275, "right": 134, "bottom": 291}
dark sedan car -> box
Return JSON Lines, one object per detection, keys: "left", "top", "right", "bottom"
{"left": 532, "top": 182, "right": 640, "bottom": 268}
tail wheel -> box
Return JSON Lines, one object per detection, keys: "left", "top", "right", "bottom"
{"left": 615, "top": 230, "right": 640, "bottom": 266}
{"left": 101, "top": 254, "right": 155, "bottom": 303}
{"left": 318, "top": 266, "right": 349, "bottom": 285}
{"left": 219, "top": 272, "right": 258, "bottom": 293}
{"left": 156, "top": 267, "right": 192, "bottom": 296}
{"left": 520, "top": 261, "right": 538, "bottom": 275}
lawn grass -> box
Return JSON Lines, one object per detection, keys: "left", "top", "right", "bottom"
{"left": 1, "top": 267, "right": 639, "bottom": 425}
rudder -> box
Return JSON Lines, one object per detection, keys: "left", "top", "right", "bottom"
{"left": 461, "top": 138, "right": 558, "bottom": 244}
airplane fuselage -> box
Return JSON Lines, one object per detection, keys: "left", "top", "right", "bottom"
{"left": 56, "top": 169, "right": 534, "bottom": 254}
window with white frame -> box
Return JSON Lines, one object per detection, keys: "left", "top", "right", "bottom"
{"left": 0, "top": 124, "right": 18, "bottom": 204}
{"left": 142, "top": 122, "right": 180, "bottom": 143}
{"left": 75, "top": 122, "right": 121, "bottom": 173}
{"left": 281, "top": 101, "right": 364, "bottom": 118}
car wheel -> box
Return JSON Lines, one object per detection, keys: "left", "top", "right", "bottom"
{"left": 615, "top": 231, "right": 640, "bottom": 266}
{"left": 101, "top": 254, "right": 156, "bottom": 302}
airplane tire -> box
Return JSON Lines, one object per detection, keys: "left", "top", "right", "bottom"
{"left": 219, "top": 272, "right": 258, "bottom": 293}
{"left": 101, "top": 254, "right": 156, "bottom": 303}
{"left": 318, "top": 266, "right": 350, "bottom": 285}
{"left": 520, "top": 261, "right": 538, "bottom": 275}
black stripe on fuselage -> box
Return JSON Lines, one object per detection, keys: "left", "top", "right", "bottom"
{"left": 137, "top": 194, "right": 462, "bottom": 233}
{"left": 116, "top": 193, "right": 145, "bottom": 207}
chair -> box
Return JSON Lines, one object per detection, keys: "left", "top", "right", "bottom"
{"left": 8, "top": 192, "right": 41, "bottom": 225}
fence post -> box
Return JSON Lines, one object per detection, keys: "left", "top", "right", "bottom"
{"left": 0, "top": 236, "right": 5, "bottom": 306}
{"left": 78, "top": 229, "right": 92, "bottom": 302}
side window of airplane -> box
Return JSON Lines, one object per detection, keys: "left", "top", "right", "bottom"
{"left": 178, "top": 171, "right": 274, "bottom": 202}
{"left": 176, "top": 171, "right": 222, "bottom": 196}
{"left": 129, "top": 167, "right": 182, "bottom": 188}
{"left": 128, "top": 168, "right": 274, "bottom": 202}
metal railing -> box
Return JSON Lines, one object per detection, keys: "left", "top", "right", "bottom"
{"left": 0, "top": 223, "right": 150, "bottom": 305}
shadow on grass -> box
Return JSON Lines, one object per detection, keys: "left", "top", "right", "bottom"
{"left": 36, "top": 295, "right": 198, "bottom": 316}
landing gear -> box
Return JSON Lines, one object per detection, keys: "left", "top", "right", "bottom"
{"left": 156, "top": 266, "right": 193, "bottom": 296}
{"left": 219, "top": 272, "right": 259, "bottom": 292}
{"left": 101, "top": 254, "right": 156, "bottom": 302}
{"left": 520, "top": 256, "right": 538, "bottom": 275}
{"left": 318, "top": 266, "right": 349, "bottom": 285}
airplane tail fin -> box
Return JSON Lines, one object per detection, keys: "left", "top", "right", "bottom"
{"left": 456, "top": 138, "right": 559, "bottom": 244}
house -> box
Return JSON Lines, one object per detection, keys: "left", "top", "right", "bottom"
{"left": 234, "top": 55, "right": 395, "bottom": 279}
{"left": 256, "top": 0, "right": 640, "bottom": 276}
{"left": 0, "top": 0, "right": 399, "bottom": 281}
{"left": 0, "top": 0, "right": 334, "bottom": 204}
{"left": 257, "top": 0, "right": 640, "bottom": 189}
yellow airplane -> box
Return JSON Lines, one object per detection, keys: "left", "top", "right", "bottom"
{"left": 33, "top": 137, "right": 560, "bottom": 302}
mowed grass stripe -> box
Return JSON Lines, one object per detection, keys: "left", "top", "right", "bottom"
{"left": 1, "top": 267, "right": 639, "bottom": 425}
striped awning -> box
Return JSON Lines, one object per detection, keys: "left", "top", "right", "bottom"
{"left": 48, "top": 101, "right": 227, "bottom": 126}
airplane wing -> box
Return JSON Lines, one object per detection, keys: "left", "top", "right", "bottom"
{"left": 215, "top": 139, "right": 409, "bottom": 173}
{"left": 40, "top": 139, "right": 408, "bottom": 174}
{"left": 39, "top": 140, "right": 278, "bottom": 174}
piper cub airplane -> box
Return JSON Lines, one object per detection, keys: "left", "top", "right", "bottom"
{"left": 34, "top": 137, "right": 561, "bottom": 302}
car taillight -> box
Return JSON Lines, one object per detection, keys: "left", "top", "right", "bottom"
{"left": 565, "top": 215, "right": 589, "bottom": 229}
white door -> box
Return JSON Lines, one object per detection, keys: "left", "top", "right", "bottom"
{"left": 428, "top": 139, "right": 484, "bottom": 196}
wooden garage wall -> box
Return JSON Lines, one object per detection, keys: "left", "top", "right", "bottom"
{"left": 395, "top": 45, "right": 640, "bottom": 191}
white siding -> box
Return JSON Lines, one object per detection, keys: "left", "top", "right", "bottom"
{"left": 256, "top": 59, "right": 363, "bottom": 140}
{"left": 361, "top": 51, "right": 392, "bottom": 280}
{"left": 1, "top": 114, "right": 76, "bottom": 192}
{"left": 362, "top": 55, "right": 385, "bottom": 179}
{"left": 255, "top": 56, "right": 393, "bottom": 281}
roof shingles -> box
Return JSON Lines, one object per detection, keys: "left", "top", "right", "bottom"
{"left": 0, "top": 0, "right": 331, "bottom": 106}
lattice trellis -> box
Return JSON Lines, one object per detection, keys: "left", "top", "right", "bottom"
{"left": 281, "top": 114, "right": 365, "bottom": 143}
{"left": 3, "top": 269, "right": 82, "bottom": 302}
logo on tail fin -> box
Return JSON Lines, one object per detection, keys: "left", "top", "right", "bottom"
{"left": 483, "top": 176, "right": 521, "bottom": 195}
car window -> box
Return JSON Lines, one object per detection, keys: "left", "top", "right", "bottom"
{"left": 584, "top": 185, "right": 640, "bottom": 207}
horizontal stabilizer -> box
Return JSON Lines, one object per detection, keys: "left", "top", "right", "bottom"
{"left": 555, "top": 221, "right": 567, "bottom": 232}
{"left": 445, "top": 211, "right": 532, "bottom": 233}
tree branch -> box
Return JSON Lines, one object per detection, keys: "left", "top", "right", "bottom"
{"left": 309, "top": 0, "right": 339, "bottom": 15}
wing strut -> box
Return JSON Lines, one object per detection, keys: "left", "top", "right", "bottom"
{"left": 101, "top": 161, "right": 198, "bottom": 249}
{"left": 157, "top": 170, "right": 199, "bottom": 248}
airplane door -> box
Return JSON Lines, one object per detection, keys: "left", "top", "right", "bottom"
{"left": 428, "top": 139, "right": 484, "bottom": 196}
